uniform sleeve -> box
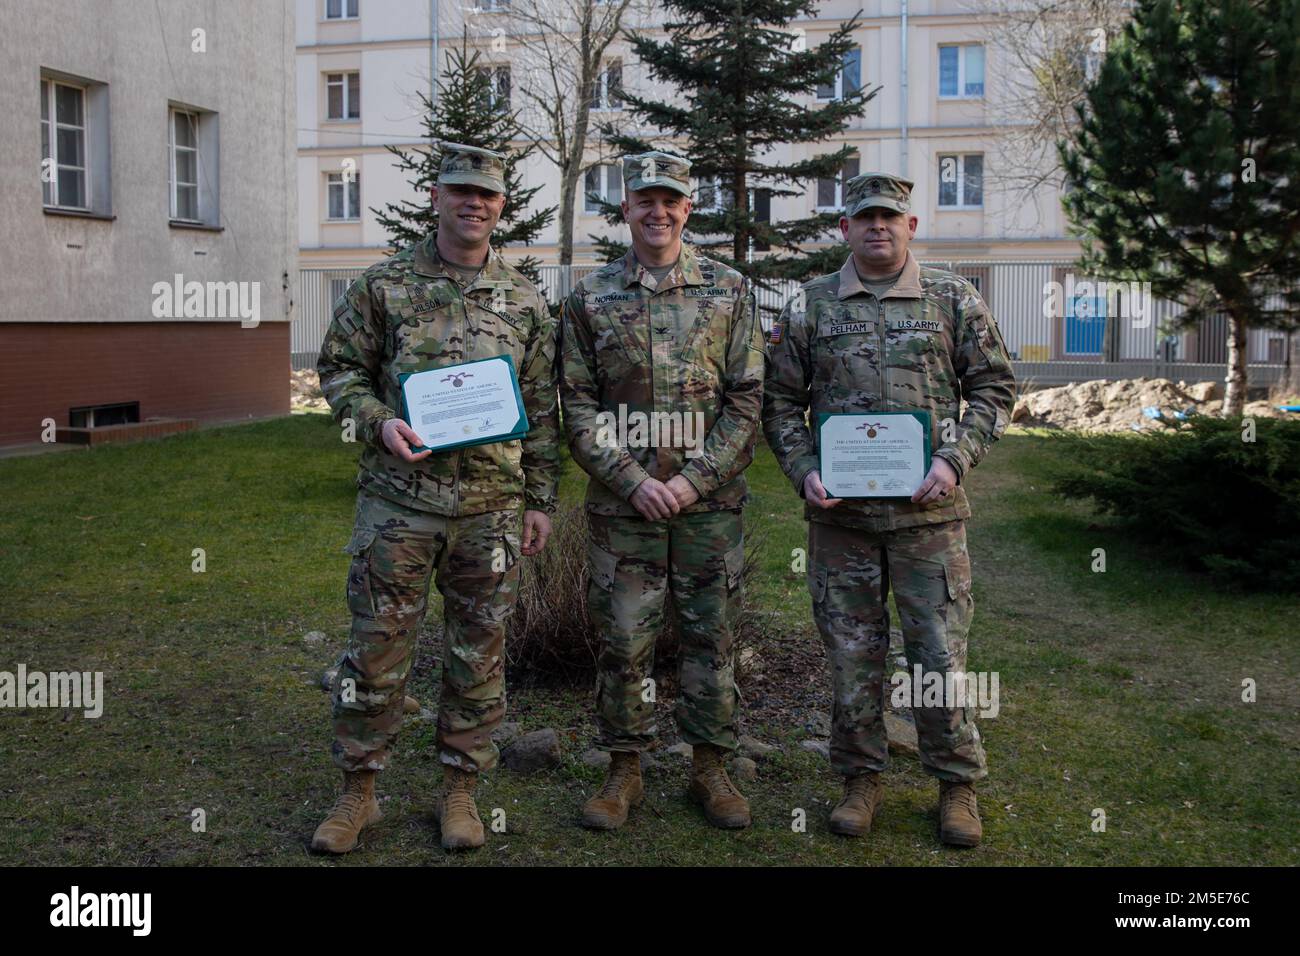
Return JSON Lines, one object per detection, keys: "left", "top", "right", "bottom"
{"left": 316, "top": 275, "right": 396, "bottom": 449}
{"left": 678, "top": 278, "right": 766, "bottom": 498}
{"left": 932, "top": 282, "right": 1017, "bottom": 481}
{"left": 760, "top": 288, "right": 819, "bottom": 497}
{"left": 558, "top": 288, "right": 652, "bottom": 500}
{"left": 519, "top": 287, "right": 561, "bottom": 514}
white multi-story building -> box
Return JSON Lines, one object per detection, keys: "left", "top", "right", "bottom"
{"left": 293, "top": 0, "right": 1289, "bottom": 381}
{"left": 296, "top": 0, "right": 1073, "bottom": 269}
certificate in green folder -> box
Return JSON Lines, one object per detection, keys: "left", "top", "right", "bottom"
{"left": 816, "top": 411, "right": 932, "bottom": 498}
{"left": 398, "top": 354, "right": 530, "bottom": 454}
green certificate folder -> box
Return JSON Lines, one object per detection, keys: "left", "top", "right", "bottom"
{"left": 398, "top": 353, "right": 530, "bottom": 454}
{"left": 816, "top": 411, "right": 932, "bottom": 498}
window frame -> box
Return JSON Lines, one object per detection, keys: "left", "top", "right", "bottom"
{"left": 168, "top": 107, "right": 201, "bottom": 223}
{"left": 814, "top": 155, "right": 860, "bottom": 212}
{"left": 591, "top": 59, "right": 623, "bottom": 111}
{"left": 938, "top": 43, "right": 985, "bottom": 100}
{"left": 324, "top": 0, "right": 359, "bottom": 19}
{"left": 326, "top": 71, "right": 360, "bottom": 121}
{"left": 326, "top": 170, "right": 361, "bottom": 221}
{"left": 816, "top": 46, "right": 862, "bottom": 102}
{"left": 583, "top": 163, "right": 622, "bottom": 214}
{"left": 936, "top": 153, "right": 984, "bottom": 209}
{"left": 477, "top": 65, "right": 511, "bottom": 113}
{"left": 41, "top": 78, "right": 89, "bottom": 210}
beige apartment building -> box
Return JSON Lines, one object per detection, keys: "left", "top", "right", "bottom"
{"left": 293, "top": 0, "right": 1289, "bottom": 381}
{"left": 297, "top": 0, "right": 1071, "bottom": 267}
{"left": 0, "top": 0, "right": 297, "bottom": 448}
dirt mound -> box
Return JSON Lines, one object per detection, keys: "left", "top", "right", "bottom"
{"left": 1010, "top": 377, "right": 1289, "bottom": 432}
{"left": 291, "top": 369, "right": 328, "bottom": 412}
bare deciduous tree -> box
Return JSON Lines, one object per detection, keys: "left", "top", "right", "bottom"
{"left": 496, "top": 0, "right": 644, "bottom": 265}
{"left": 977, "top": 0, "right": 1131, "bottom": 211}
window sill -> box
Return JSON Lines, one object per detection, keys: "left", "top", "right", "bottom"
{"left": 936, "top": 205, "right": 984, "bottom": 211}
{"left": 322, "top": 118, "right": 362, "bottom": 125}
{"left": 43, "top": 207, "right": 115, "bottom": 222}
{"left": 324, "top": 218, "right": 362, "bottom": 224}
{"left": 937, "top": 95, "right": 984, "bottom": 101}
{"left": 169, "top": 220, "right": 223, "bottom": 232}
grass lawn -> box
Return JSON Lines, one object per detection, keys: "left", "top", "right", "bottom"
{"left": 0, "top": 413, "right": 1294, "bottom": 866}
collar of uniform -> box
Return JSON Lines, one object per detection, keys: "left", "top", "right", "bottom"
{"left": 620, "top": 243, "right": 705, "bottom": 292}
{"left": 836, "top": 249, "right": 923, "bottom": 301}
{"left": 412, "top": 232, "right": 505, "bottom": 289}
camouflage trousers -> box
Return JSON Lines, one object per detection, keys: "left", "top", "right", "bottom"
{"left": 808, "top": 517, "right": 987, "bottom": 783}
{"left": 587, "top": 509, "right": 745, "bottom": 753}
{"left": 330, "top": 491, "right": 521, "bottom": 774}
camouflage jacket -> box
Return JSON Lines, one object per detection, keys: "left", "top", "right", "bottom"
{"left": 317, "top": 233, "right": 559, "bottom": 517}
{"left": 762, "top": 251, "right": 1016, "bottom": 531}
{"left": 559, "top": 244, "right": 766, "bottom": 516}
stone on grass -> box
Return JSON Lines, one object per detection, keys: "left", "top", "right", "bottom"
{"left": 501, "top": 728, "right": 562, "bottom": 773}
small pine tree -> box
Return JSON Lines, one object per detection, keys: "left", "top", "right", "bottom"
{"left": 373, "top": 33, "right": 555, "bottom": 281}
{"left": 589, "top": 1, "right": 875, "bottom": 289}
{"left": 1060, "top": 0, "right": 1300, "bottom": 415}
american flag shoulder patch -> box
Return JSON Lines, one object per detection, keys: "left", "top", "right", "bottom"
{"left": 769, "top": 323, "right": 783, "bottom": 344}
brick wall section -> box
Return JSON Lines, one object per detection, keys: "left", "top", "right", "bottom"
{"left": 0, "top": 322, "right": 289, "bottom": 446}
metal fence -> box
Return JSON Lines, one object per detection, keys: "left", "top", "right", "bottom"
{"left": 295, "top": 261, "right": 1292, "bottom": 388}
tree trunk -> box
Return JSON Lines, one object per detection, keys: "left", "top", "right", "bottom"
{"left": 558, "top": 169, "right": 577, "bottom": 267}
{"left": 1222, "top": 313, "right": 1249, "bottom": 417}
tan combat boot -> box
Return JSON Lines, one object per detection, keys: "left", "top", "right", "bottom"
{"left": 402, "top": 695, "right": 420, "bottom": 714}
{"left": 581, "top": 750, "right": 644, "bottom": 830}
{"left": 688, "top": 743, "right": 752, "bottom": 829}
{"left": 310, "top": 770, "right": 382, "bottom": 854}
{"left": 939, "top": 780, "right": 982, "bottom": 847}
{"left": 829, "top": 772, "right": 885, "bottom": 837}
{"left": 433, "top": 766, "right": 485, "bottom": 851}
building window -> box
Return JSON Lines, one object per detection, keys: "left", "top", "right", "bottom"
{"left": 938, "top": 44, "right": 984, "bottom": 98}
{"left": 479, "top": 0, "right": 511, "bottom": 10}
{"left": 816, "top": 155, "right": 860, "bottom": 210}
{"left": 478, "top": 65, "right": 511, "bottom": 112}
{"left": 40, "top": 78, "right": 87, "bottom": 209}
{"left": 695, "top": 176, "right": 735, "bottom": 212}
{"left": 937, "top": 153, "right": 983, "bottom": 207}
{"left": 169, "top": 109, "right": 200, "bottom": 222}
{"left": 817, "top": 47, "right": 861, "bottom": 101}
{"left": 327, "top": 72, "right": 360, "bottom": 120}
{"left": 325, "top": 0, "right": 358, "bottom": 18}
{"left": 584, "top": 164, "right": 621, "bottom": 213}
{"left": 591, "top": 60, "right": 623, "bottom": 110}
{"left": 327, "top": 171, "right": 360, "bottom": 220}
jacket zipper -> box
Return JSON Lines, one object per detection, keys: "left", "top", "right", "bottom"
{"left": 450, "top": 280, "right": 469, "bottom": 516}
{"left": 877, "top": 297, "right": 888, "bottom": 411}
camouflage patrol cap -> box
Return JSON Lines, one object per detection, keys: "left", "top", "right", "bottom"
{"left": 437, "top": 141, "right": 507, "bottom": 193}
{"left": 622, "top": 150, "right": 692, "bottom": 197}
{"left": 845, "top": 171, "right": 914, "bottom": 216}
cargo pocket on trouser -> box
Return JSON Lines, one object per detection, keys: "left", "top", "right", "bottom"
{"left": 723, "top": 540, "right": 745, "bottom": 593}
{"left": 343, "top": 527, "right": 379, "bottom": 619}
{"left": 493, "top": 528, "right": 523, "bottom": 611}
{"left": 587, "top": 540, "right": 619, "bottom": 593}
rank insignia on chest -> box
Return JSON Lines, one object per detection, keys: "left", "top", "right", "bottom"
{"left": 406, "top": 287, "right": 437, "bottom": 314}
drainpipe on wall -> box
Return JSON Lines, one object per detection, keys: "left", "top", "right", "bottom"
{"left": 430, "top": 0, "right": 439, "bottom": 106}
{"left": 900, "top": 0, "right": 909, "bottom": 177}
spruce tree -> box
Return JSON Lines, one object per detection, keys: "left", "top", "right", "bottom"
{"left": 591, "top": 1, "right": 875, "bottom": 285}
{"left": 1060, "top": 0, "right": 1300, "bottom": 415}
{"left": 373, "top": 33, "right": 555, "bottom": 280}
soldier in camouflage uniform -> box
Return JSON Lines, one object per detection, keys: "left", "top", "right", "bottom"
{"left": 311, "top": 144, "right": 559, "bottom": 854}
{"left": 762, "top": 172, "right": 1015, "bottom": 847}
{"left": 560, "top": 151, "right": 766, "bottom": 830}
